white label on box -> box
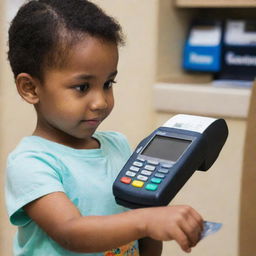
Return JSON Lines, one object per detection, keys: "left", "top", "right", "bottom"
{"left": 225, "top": 20, "right": 256, "bottom": 46}
{"left": 189, "top": 26, "right": 221, "bottom": 46}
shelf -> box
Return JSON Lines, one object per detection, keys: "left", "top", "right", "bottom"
{"left": 154, "top": 82, "right": 251, "bottom": 118}
{"left": 176, "top": 0, "right": 256, "bottom": 8}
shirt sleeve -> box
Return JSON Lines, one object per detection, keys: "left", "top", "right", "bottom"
{"left": 5, "top": 151, "right": 65, "bottom": 226}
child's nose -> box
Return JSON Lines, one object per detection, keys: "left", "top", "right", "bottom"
{"left": 89, "top": 90, "right": 108, "bottom": 111}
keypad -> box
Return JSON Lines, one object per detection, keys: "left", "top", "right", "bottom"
{"left": 120, "top": 158, "right": 174, "bottom": 192}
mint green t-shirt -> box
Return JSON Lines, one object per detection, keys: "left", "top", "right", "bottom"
{"left": 5, "top": 131, "right": 139, "bottom": 256}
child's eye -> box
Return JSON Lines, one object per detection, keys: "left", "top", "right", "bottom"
{"left": 104, "top": 80, "right": 116, "bottom": 90}
{"left": 73, "top": 84, "right": 89, "bottom": 92}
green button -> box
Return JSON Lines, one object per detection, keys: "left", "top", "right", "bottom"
{"left": 145, "top": 183, "right": 158, "bottom": 191}
{"left": 151, "top": 178, "right": 162, "bottom": 184}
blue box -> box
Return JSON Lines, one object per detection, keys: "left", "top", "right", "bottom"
{"left": 183, "top": 21, "right": 222, "bottom": 72}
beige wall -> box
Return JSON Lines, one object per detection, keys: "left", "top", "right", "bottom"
{"left": 0, "top": 1, "right": 247, "bottom": 256}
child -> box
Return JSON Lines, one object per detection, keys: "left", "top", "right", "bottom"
{"left": 5, "top": 0, "right": 204, "bottom": 255}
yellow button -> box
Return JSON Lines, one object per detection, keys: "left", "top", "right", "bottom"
{"left": 132, "top": 180, "right": 144, "bottom": 188}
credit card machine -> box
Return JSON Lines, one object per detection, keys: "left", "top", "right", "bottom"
{"left": 113, "top": 114, "right": 228, "bottom": 208}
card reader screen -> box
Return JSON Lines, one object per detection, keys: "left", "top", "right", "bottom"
{"left": 141, "top": 135, "right": 191, "bottom": 162}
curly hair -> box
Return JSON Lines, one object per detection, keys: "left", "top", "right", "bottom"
{"left": 8, "top": 0, "right": 124, "bottom": 81}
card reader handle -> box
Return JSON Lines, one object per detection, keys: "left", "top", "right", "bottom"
{"left": 198, "top": 118, "right": 228, "bottom": 171}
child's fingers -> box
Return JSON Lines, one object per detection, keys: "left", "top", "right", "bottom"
{"left": 172, "top": 226, "right": 193, "bottom": 253}
{"left": 170, "top": 206, "right": 203, "bottom": 248}
{"left": 181, "top": 217, "right": 202, "bottom": 248}
{"left": 185, "top": 206, "right": 204, "bottom": 229}
{"left": 178, "top": 210, "right": 203, "bottom": 248}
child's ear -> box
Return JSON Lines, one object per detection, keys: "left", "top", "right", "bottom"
{"left": 16, "top": 73, "right": 40, "bottom": 104}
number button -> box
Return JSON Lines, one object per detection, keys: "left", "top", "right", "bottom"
{"left": 145, "top": 183, "right": 158, "bottom": 191}
{"left": 137, "top": 157, "right": 145, "bottom": 162}
{"left": 158, "top": 168, "right": 169, "bottom": 174}
{"left": 141, "top": 170, "right": 153, "bottom": 176}
{"left": 155, "top": 173, "right": 165, "bottom": 178}
{"left": 137, "top": 175, "right": 148, "bottom": 181}
{"left": 125, "top": 171, "right": 136, "bottom": 177}
{"left": 147, "top": 160, "right": 159, "bottom": 165}
{"left": 161, "top": 163, "right": 174, "bottom": 168}
{"left": 120, "top": 177, "right": 132, "bottom": 184}
{"left": 144, "top": 165, "right": 156, "bottom": 171}
{"left": 133, "top": 161, "right": 143, "bottom": 167}
{"left": 151, "top": 177, "right": 162, "bottom": 184}
{"left": 130, "top": 166, "right": 140, "bottom": 172}
{"left": 132, "top": 180, "right": 144, "bottom": 188}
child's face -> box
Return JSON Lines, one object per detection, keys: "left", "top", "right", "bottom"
{"left": 35, "top": 36, "right": 118, "bottom": 146}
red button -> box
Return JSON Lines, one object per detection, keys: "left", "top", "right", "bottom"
{"left": 120, "top": 177, "right": 132, "bottom": 184}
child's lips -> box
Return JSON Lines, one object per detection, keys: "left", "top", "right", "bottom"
{"left": 82, "top": 119, "right": 101, "bottom": 127}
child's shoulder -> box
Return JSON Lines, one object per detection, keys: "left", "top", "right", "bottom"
{"left": 10, "top": 136, "right": 47, "bottom": 154}
{"left": 7, "top": 136, "right": 60, "bottom": 164}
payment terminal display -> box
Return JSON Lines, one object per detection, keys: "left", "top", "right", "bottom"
{"left": 142, "top": 136, "right": 192, "bottom": 162}
{"left": 113, "top": 114, "right": 228, "bottom": 209}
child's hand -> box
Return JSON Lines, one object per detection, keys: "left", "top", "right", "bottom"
{"left": 142, "top": 205, "right": 203, "bottom": 253}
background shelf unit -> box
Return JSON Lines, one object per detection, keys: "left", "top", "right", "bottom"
{"left": 154, "top": 82, "right": 250, "bottom": 118}
{"left": 176, "top": 0, "right": 256, "bottom": 8}
{"left": 154, "top": 0, "right": 256, "bottom": 118}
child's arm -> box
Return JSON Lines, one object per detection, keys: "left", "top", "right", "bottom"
{"left": 24, "top": 191, "right": 203, "bottom": 253}
{"left": 139, "top": 237, "right": 163, "bottom": 256}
